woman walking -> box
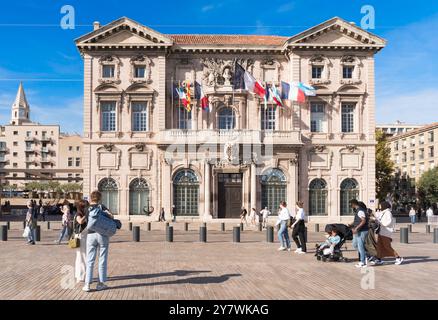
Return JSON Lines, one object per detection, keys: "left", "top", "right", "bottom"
{"left": 55, "top": 201, "right": 71, "bottom": 244}
{"left": 25, "top": 200, "right": 36, "bottom": 245}
{"left": 408, "top": 207, "right": 416, "bottom": 224}
{"left": 240, "top": 207, "right": 248, "bottom": 225}
{"left": 370, "top": 201, "right": 404, "bottom": 265}
{"left": 291, "top": 201, "right": 307, "bottom": 254}
{"left": 249, "top": 208, "right": 257, "bottom": 226}
{"left": 74, "top": 200, "right": 89, "bottom": 283}
{"left": 276, "top": 201, "right": 291, "bottom": 251}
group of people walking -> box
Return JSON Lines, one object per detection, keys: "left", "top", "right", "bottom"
{"left": 276, "top": 201, "right": 307, "bottom": 254}
{"left": 239, "top": 206, "right": 271, "bottom": 228}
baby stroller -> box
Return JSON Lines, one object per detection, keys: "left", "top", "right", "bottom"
{"left": 315, "top": 224, "right": 353, "bottom": 262}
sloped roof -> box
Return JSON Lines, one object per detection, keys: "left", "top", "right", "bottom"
{"left": 169, "top": 34, "right": 288, "bottom": 46}
{"left": 12, "top": 82, "right": 29, "bottom": 109}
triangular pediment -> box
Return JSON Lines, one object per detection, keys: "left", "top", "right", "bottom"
{"left": 285, "top": 17, "right": 386, "bottom": 48}
{"left": 75, "top": 17, "right": 173, "bottom": 47}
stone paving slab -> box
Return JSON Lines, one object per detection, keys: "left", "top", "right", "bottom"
{"left": 0, "top": 223, "right": 437, "bottom": 300}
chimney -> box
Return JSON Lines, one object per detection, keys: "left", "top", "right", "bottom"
{"left": 93, "top": 21, "right": 101, "bottom": 31}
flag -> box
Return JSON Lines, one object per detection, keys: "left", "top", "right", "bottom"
{"left": 264, "top": 83, "right": 270, "bottom": 109}
{"left": 233, "top": 63, "right": 246, "bottom": 90}
{"left": 234, "top": 62, "right": 266, "bottom": 98}
{"left": 175, "top": 85, "right": 190, "bottom": 111}
{"left": 195, "top": 81, "right": 209, "bottom": 111}
{"left": 185, "top": 81, "right": 192, "bottom": 110}
{"left": 280, "top": 81, "right": 307, "bottom": 103}
{"left": 297, "top": 82, "right": 316, "bottom": 96}
{"left": 270, "top": 84, "right": 284, "bottom": 107}
{"left": 281, "top": 81, "right": 290, "bottom": 100}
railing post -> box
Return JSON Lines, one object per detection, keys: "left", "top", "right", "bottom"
{"left": 185, "top": 222, "right": 189, "bottom": 232}
{"left": 35, "top": 225, "right": 41, "bottom": 242}
{"left": 199, "top": 226, "right": 207, "bottom": 242}
{"left": 146, "top": 222, "right": 151, "bottom": 231}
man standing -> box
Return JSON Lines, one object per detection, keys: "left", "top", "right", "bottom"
{"left": 260, "top": 207, "right": 270, "bottom": 229}
{"left": 349, "top": 199, "right": 369, "bottom": 268}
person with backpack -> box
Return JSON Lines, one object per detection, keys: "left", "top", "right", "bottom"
{"left": 348, "top": 199, "right": 369, "bottom": 268}
{"left": 74, "top": 200, "right": 90, "bottom": 283}
{"left": 83, "top": 191, "right": 114, "bottom": 292}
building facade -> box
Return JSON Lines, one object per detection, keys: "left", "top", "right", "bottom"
{"left": 76, "top": 17, "right": 386, "bottom": 222}
{"left": 0, "top": 83, "right": 83, "bottom": 188}
{"left": 377, "top": 121, "right": 422, "bottom": 137}
{"left": 388, "top": 123, "right": 438, "bottom": 203}
{"left": 58, "top": 134, "right": 83, "bottom": 182}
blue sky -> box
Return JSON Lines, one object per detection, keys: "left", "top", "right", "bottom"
{"left": 0, "top": 0, "right": 438, "bottom": 133}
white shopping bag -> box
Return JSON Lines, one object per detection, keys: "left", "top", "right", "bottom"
{"left": 22, "top": 226, "right": 30, "bottom": 238}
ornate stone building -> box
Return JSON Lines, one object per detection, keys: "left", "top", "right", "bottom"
{"left": 75, "top": 17, "right": 386, "bottom": 222}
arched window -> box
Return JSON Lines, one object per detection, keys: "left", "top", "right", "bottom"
{"left": 261, "top": 168, "right": 287, "bottom": 215}
{"left": 98, "top": 178, "right": 118, "bottom": 214}
{"left": 218, "top": 107, "right": 236, "bottom": 130}
{"left": 173, "top": 169, "right": 199, "bottom": 216}
{"left": 340, "top": 178, "right": 359, "bottom": 216}
{"left": 129, "top": 178, "right": 150, "bottom": 215}
{"left": 309, "top": 179, "right": 328, "bottom": 216}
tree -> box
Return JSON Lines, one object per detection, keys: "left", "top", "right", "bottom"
{"left": 417, "top": 167, "right": 438, "bottom": 206}
{"left": 376, "top": 129, "right": 395, "bottom": 202}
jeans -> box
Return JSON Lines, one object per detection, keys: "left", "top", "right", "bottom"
{"left": 410, "top": 216, "right": 416, "bottom": 224}
{"left": 292, "top": 220, "right": 307, "bottom": 252}
{"left": 352, "top": 230, "right": 368, "bottom": 264}
{"left": 27, "top": 225, "right": 36, "bottom": 243}
{"left": 85, "top": 232, "right": 110, "bottom": 284}
{"left": 277, "top": 220, "right": 290, "bottom": 248}
{"left": 58, "top": 225, "right": 68, "bottom": 243}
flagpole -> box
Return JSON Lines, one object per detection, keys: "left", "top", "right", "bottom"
{"left": 171, "top": 76, "right": 174, "bottom": 128}
{"left": 232, "top": 61, "right": 236, "bottom": 109}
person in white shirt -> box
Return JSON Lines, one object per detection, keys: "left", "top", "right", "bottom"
{"left": 370, "top": 201, "right": 403, "bottom": 265}
{"left": 260, "top": 207, "right": 270, "bottom": 229}
{"left": 426, "top": 207, "right": 434, "bottom": 217}
{"left": 275, "top": 201, "right": 291, "bottom": 251}
{"left": 249, "top": 208, "right": 257, "bottom": 226}
{"left": 408, "top": 207, "right": 416, "bottom": 224}
{"left": 291, "top": 201, "right": 307, "bottom": 254}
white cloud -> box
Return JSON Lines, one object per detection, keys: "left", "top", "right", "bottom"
{"left": 277, "top": 2, "right": 294, "bottom": 13}
{"left": 201, "top": 4, "right": 215, "bottom": 12}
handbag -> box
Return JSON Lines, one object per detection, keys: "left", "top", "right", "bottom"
{"left": 22, "top": 226, "right": 30, "bottom": 238}
{"left": 68, "top": 235, "right": 80, "bottom": 249}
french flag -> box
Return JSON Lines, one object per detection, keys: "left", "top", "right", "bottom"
{"left": 195, "top": 81, "right": 209, "bottom": 111}
{"left": 234, "top": 63, "right": 266, "bottom": 99}
{"left": 175, "top": 86, "right": 189, "bottom": 109}
{"left": 281, "top": 81, "right": 306, "bottom": 104}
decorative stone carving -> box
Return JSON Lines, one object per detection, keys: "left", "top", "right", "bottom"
{"left": 309, "top": 55, "right": 331, "bottom": 85}
{"left": 103, "top": 143, "right": 115, "bottom": 152}
{"left": 346, "top": 145, "right": 357, "bottom": 152}
{"left": 313, "top": 145, "right": 326, "bottom": 153}
{"left": 223, "top": 142, "right": 239, "bottom": 163}
{"left": 201, "top": 58, "right": 254, "bottom": 87}
{"left": 289, "top": 153, "right": 299, "bottom": 165}
{"left": 129, "top": 54, "right": 153, "bottom": 84}
{"left": 135, "top": 143, "right": 146, "bottom": 152}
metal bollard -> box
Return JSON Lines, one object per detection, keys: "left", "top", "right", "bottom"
{"left": 400, "top": 227, "right": 409, "bottom": 244}
{"left": 47, "top": 221, "right": 50, "bottom": 230}
{"left": 35, "top": 225, "right": 41, "bottom": 242}
{"left": 133, "top": 226, "right": 140, "bottom": 242}
{"left": 266, "top": 226, "right": 274, "bottom": 243}
{"left": 185, "top": 222, "right": 189, "bottom": 232}
{"left": 167, "top": 226, "right": 174, "bottom": 242}
{"left": 408, "top": 224, "right": 412, "bottom": 233}
{"left": 426, "top": 225, "right": 431, "bottom": 234}
{"left": 6, "top": 221, "right": 10, "bottom": 230}
{"left": 240, "top": 223, "right": 244, "bottom": 232}
{"left": 129, "top": 222, "right": 133, "bottom": 231}
{"left": 199, "top": 226, "right": 207, "bottom": 242}
{"left": 221, "top": 223, "right": 225, "bottom": 232}
{"left": 314, "top": 223, "right": 319, "bottom": 233}
{"left": 233, "top": 226, "right": 240, "bottom": 243}
{"left": 0, "top": 225, "right": 7, "bottom": 241}
{"left": 147, "top": 222, "right": 151, "bottom": 231}
{"left": 434, "top": 228, "right": 438, "bottom": 244}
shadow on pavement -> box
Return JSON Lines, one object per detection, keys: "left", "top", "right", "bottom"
{"left": 108, "top": 270, "right": 211, "bottom": 282}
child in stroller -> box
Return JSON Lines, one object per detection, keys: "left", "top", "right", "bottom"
{"left": 315, "top": 224, "right": 353, "bottom": 262}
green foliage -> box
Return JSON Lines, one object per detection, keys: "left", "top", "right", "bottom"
{"left": 376, "top": 130, "right": 395, "bottom": 202}
{"left": 418, "top": 167, "right": 438, "bottom": 205}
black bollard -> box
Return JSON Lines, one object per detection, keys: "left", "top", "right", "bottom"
{"left": 199, "top": 226, "right": 207, "bottom": 242}
{"left": 6, "top": 221, "right": 10, "bottom": 230}
{"left": 426, "top": 225, "right": 431, "bottom": 234}
{"left": 233, "top": 226, "right": 240, "bottom": 243}
{"left": 185, "top": 222, "right": 189, "bottom": 232}
{"left": 133, "top": 226, "right": 140, "bottom": 242}
{"left": 434, "top": 228, "right": 438, "bottom": 244}
{"left": 266, "top": 226, "right": 274, "bottom": 243}
{"left": 35, "top": 225, "right": 41, "bottom": 242}
{"left": 47, "top": 221, "right": 50, "bottom": 230}
{"left": 0, "top": 225, "right": 7, "bottom": 241}
{"left": 400, "top": 227, "right": 409, "bottom": 244}
{"left": 147, "top": 222, "right": 151, "bottom": 231}
{"left": 129, "top": 222, "right": 133, "bottom": 231}
{"left": 221, "top": 223, "right": 225, "bottom": 232}
{"left": 314, "top": 223, "right": 319, "bottom": 233}
{"left": 240, "top": 223, "right": 244, "bottom": 232}
{"left": 167, "top": 226, "right": 174, "bottom": 242}
{"left": 408, "top": 224, "right": 412, "bottom": 233}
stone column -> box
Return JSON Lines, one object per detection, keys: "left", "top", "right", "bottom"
{"left": 204, "top": 161, "right": 212, "bottom": 220}
{"left": 162, "top": 158, "right": 172, "bottom": 220}
{"left": 289, "top": 154, "right": 299, "bottom": 209}
{"left": 250, "top": 162, "right": 257, "bottom": 210}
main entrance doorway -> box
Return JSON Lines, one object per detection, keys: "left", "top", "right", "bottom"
{"left": 217, "top": 173, "right": 242, "bottom": 218}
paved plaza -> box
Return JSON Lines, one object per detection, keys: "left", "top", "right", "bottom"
{"left": 0, "top": 221, "right": 437, "bottom": 300}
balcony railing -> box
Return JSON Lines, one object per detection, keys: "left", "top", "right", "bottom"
{"left": 156, "top": 130, "right": 302, "bottom": 145}
{"left": 40, "top": 136, "right": 52, "bottom": 143}
{"left": 24, "top": 136, "right": 35, "bottom": 142}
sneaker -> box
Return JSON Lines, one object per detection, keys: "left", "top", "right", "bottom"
{"left": 370, "top": 259, "right": 383, "bottom": 266}
{"left": 82, "top": 284, "right": 91, "bottom": 292}
{"left": 355, "top": 262, "right": 367, "bottom": 268}
{"left": 287, "top": 248, "right": 291, "bottom": 252}
{"left": 298, "top": 251, "right": 306, "bottom": 254}
{"left": 96, "top": 283, "right": 108, "bottom": 291}
{"left": 54, "top": 240, "right": 60, "bottom": 244}
{"left": 277, "top": 247, "right": 286, "bottom": 251}
{"left": 395, "top": 257, "right": 404, "bottom": 265}
{"left": 294, "top": 248, "right": 302, "bottom": 253}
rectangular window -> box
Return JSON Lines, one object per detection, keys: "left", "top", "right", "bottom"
{"left": 310, "top": 103, "right": 326, "bottom": 133}
{"left": 341, "top": 103, "right": 355, "bottom": 133}
{"left": 312, "top": 66, "right": 323, "bottom": 79}
{"left": 68, "top": 157, "right": 73, "bottom": 167}
{"left": 25, "top": 142, "right": 32, "bottom": 150}
{"left": 132, "top": 102, "right": 148, "bottom": 132}
{"left": 75, "top": 158, "right": 81, "bottom": 167}
{"left": 343, "top": 66, "right": 354, "bottom": 79}
{"left": 394, "top": 142, "right": 399, "bottom": 151}
{"left": 410, "top": 151, "right": 415, "bottom": 161}
{"left": 13, "top": 131, "right": 18, "bottom": 135}
{"left": 102, "top": 65, "right": 115, "bottom": 78}
{"left": 134, "top": 66, "right": 146, "bottom": 78}
{"left": 69, "top": 146, "right": 73, "bottom": 151}
{"left": 430, "top": 146, "right": 435, "bottom": 158}
{"left": 177, "top": 107, "right": 192, "bottom": 129}
{"left": 419, "top": 148, "right": 424, "bottom": 160}
{"left": 13, "top": 152, "right": 17, "bottom": 157}
{"left": 402, "top": 152, "right": 407, "bottom": 162}
{"left": 261, "top": 106, "right": 276, "bottom": 130}
{"left": 101, "top": 102, "right": 116, "bottom": 132}
{"left": 402, "top": 139, "right": 407, "bottom": 149}
{"left": 410, "top": 137, "right": 415, "bottom": 147}
{"left": 76, "top": 146, "right": 80, "bottom": 152}
{"left": 429, "top": 131, "right": 435, "bottom": 142}
{"left": 26, "top": 131, "right": 31, "bottom": 137}
{"left": 419, "top": 134, "right": 424, "bottom": 145}
{"left": 0, "top": 142, "right": 5, "bottom": 150}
